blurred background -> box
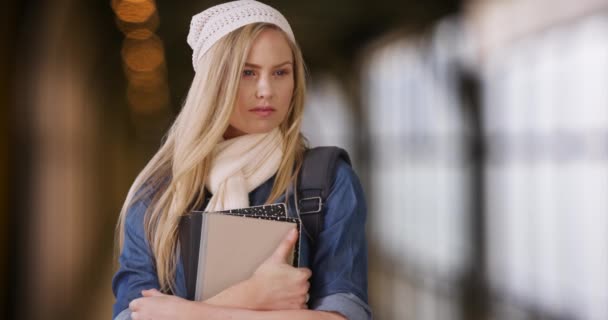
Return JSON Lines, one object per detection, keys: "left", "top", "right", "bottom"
{"left": 2, "top": 0, "right": 608, "bottom": 319}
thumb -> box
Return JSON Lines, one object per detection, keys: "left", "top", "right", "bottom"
{"left": 269, "top": 228, "right": 298, "bottom": 263}
{"left": 142, "top": 288, "right": 164, "bottom": 297}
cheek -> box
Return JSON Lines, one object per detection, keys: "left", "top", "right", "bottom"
{"left": 234, "top": 85, "right": 254, "bottom": 118}
{"left": 279, "top": 80, "right": 295, "bottom": 108}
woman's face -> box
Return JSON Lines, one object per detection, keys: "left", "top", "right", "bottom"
{"left": 224, "top": 28, "right": 295, "bottom": 139}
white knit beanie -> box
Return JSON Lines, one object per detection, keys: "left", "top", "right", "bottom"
{"left": 187, "top": 0, "right": 295, "bottom": 72}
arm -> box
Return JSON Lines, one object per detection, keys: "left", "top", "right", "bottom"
{"left": 112, "top": 199, "right": 161, "bottom": 319}
{"left": 114, "top": 201, "right": 313, "bottom": 318}
{"left": 306, "top": 160, "right": 372, "bottom": 319}
{"left": 187, "top": 302, "right": 346, "bottom": 320}
{"left": 129, "top": 289, "right": 346, "bottom": 320}
{"left": 124, "top": 227, "right": 347, "bottom": 319}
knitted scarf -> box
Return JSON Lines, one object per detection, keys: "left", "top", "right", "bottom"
{"left": 204, "top": 128, "right": 283, "bottom": 211}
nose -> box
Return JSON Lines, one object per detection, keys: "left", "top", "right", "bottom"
{"left": 255, "top": 75, "right": 274, "bottom": 100}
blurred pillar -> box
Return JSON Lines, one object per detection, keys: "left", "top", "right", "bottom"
{"left": 465, "top": 1, "right": 608, "bottom": 319}
{"left": 360, "top": 18, "right": 474, "bottom": 318}
{"left": 13, "top": 1, "right": 114, "bottom": 319}
{"left": 466, "top": 0, "right": 608, "bottom": 59}
{"left": 457, "top": 67, "right": 489, "bottom": 320}
{"left": 1, "top": 1, "right": 19, "bottom": 318}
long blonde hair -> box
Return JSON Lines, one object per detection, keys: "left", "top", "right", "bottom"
{"left": 115, "top": 23, "right": 308, "bottom": 292}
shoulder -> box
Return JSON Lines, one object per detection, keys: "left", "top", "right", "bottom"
{"left": 324, "top": 158, "right": 367, "bottom": 226}
{"left": 333, "top": 158, "right": 357, "bottom": 183}
{"left": 125, "top": 197, "right": 148, "bottom": 227}
{"left": 330, "top": 158, "right": 364, "bottom": 198}
{"left": 302, "top": 146, "right": 360, "bottom": 195}
{"left": 124, "top": 180, "right": 166, "bottom": 232}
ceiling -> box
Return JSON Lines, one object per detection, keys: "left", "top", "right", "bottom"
{"left": 153, "top": 0, "right": 461, "bottom": 96}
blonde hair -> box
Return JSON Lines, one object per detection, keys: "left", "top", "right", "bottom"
{"left": 115, "top": 23, "right": 308, "bottom": 292}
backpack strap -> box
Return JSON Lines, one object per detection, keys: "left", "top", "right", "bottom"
{"left": 297, "top": 146, "right": 351, "bottom": 245}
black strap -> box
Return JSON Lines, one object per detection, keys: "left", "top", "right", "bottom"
{"left": 297, "top": 147, "right": 351, "bottom": 245}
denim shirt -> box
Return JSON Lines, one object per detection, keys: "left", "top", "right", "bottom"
{"left": 112, "top": 159, "right": 372, "bottom": 319}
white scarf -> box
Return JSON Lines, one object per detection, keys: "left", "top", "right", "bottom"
{"left": 204, "top": 128, "right": 283, "bottom": 211}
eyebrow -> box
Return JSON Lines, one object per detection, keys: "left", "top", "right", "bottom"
{"left": 244, "top": 61, "right": 293, "bottom": 69}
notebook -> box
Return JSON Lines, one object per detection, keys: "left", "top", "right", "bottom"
{"left": 178, "top": 203, "right": 301, "bottom": 301}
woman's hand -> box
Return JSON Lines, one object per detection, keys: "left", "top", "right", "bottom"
{"left": 129, "top": 289, "right": 194, "bottom": 320}
{"left": 250, "top": 228, "right": 312, "bottom": 310}
{"left": 205, "top": 228, "right": 312, "bottom": 311}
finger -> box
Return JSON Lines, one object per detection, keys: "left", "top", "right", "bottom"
{"left": 142, "top": 288, "right": 164, "bottom": 297}
{"left": 302, "top": 281, "right": 311, "bottom": 293}
{"left": 129, "top": 299, "right": 140, "bottom": 311}
{"left": 294, "top": 297, "right": 309, "bottom": 310}
{"left": 296, "top": 293, "right": 309, "bottom": 306}
{"left": 298, "top": 267, "right": 312, "bottom": 280}
{"left": 269, "top": 228, "right": 298, "bottom": 263}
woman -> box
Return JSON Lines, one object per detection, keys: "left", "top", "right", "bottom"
{"left": 112, "top": 1, "right": 370, "bottom": 319}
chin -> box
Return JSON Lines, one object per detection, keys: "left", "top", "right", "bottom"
{"left": 246, "top": 122, "right": 282, "bottom": 134}
{"left": 230, "top": 119, "right": 284, "bottom": 136}
{"left": 249, "top": 127, "right": 278, "bottom": 134}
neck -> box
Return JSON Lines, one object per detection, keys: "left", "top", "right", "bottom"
{"left": 223, "top": 125, "right": 246, "bottom": 140}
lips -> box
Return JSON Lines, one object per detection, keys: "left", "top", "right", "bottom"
{"left": 249, "top": 106, "right": 275, "bottom": 117}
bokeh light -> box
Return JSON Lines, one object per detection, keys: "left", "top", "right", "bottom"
{"left": 112, "top": 0, "right": 156, "bottom": 24}
{"left": 121, "top": 35, "right": 164, "bottom": 72}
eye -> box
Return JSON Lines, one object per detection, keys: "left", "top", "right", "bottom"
{"left": 243, "top": 69, "right": 256, "bottom": 77}
{"left": 274, "top": 69, "right": 290, "bottom": 76}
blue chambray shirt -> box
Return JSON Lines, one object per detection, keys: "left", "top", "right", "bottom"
{"left": 112, "top": 159, "right": 372, "bottom": 319}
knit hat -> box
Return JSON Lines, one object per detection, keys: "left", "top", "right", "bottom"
{"left": 187, "top": 0, "right": 295, "bottom": 72}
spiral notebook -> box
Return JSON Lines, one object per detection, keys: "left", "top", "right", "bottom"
{"left": 178, "top": 203, "right": 300, "bottom": 301}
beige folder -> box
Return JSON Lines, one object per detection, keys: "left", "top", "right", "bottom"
{"left": 195, "top": 213, "right": 298, "bottom": 301}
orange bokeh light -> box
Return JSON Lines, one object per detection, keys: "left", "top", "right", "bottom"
{"left": 127, "top": 82, "right": 170, "bottom": 114}
{"left": 113, "top": 0, "right": 156, "bottom": 24}
{"left": 115, "top": 11, "right": 159, "bottom": 40}
{"left": 127, "top": 28, "right": 155, "bottom": 40}
{"left": 121, "top": 35, "right": 164, "bottom": 72}
{"left": 124, "top": 66, "right": 165, "bottom": 88}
